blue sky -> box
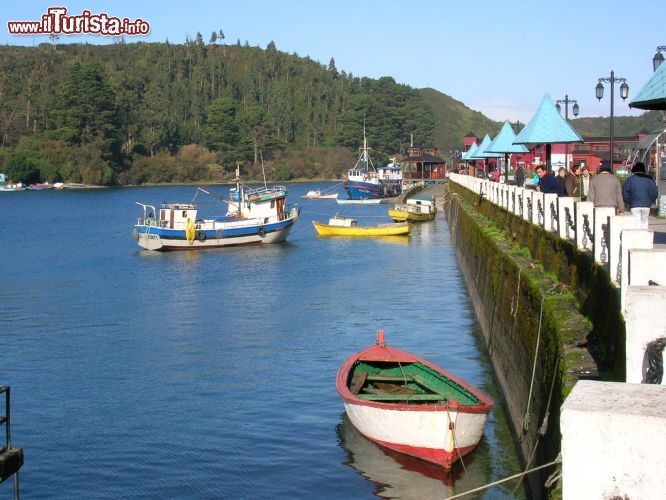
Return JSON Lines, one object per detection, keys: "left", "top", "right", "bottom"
{"left": 2, "top": 1, "right": 664, "bottom": 124}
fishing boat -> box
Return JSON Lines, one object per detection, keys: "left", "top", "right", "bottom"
{"left": 336, "top": 330, "right": 493, "bottom": 470}
{"left": 312, "top": 216, "right": 411, "bottom": 237}
{"left": 387, "top": 195, "right": 437, "bottom": 222}
{"left": 343, "top": 130, "right": 403, "bottom": 201}
{"left": 133, "top": 169, "right": 300, "bottom": 251}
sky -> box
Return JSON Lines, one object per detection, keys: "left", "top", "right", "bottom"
{"left": 2, "top": 1, "right": 664, "bottom": 125}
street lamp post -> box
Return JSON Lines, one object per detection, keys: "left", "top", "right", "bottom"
{"left": 596, "top": 71, "right": 629, "bottom": 170}
{"left": 653, "top": 46, "right": 666, "bottom": 71}
{"left": 556, "top": 95, "right": 580, "bottom": 169}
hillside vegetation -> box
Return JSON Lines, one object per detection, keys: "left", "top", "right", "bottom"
{"left": 0, "top": 39, "right": 661, "bottom": 185}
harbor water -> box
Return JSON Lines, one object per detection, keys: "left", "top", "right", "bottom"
{"left": 0, "top": 182, "right": 526, "bottom": 499}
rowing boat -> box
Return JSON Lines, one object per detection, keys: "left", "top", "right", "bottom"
{"left": 336, "top": 330, "right": 493, "bottom": 469}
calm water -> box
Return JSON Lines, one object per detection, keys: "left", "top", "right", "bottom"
{"left": 0, "top": 182, "right": 525, "bottom": 499}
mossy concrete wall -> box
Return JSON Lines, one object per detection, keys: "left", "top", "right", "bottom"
{"left": 444, "top": 182, "right": 626, "bottom": 498}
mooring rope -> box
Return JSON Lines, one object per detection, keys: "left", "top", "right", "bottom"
{"left": 443, "top": 453, "right": 562, "bottom": 499}
{"left": 523, "top": 284, "right": 562, "bottom": 432}
{"left": 512, "top": 355, "right": 561, "bottom": 495}
{"left": 444, "top": 405, "right": 466, "bottom": 473}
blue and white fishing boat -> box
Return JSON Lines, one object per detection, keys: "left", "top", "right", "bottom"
{"left": 343, "top": 131, "right": 403, "bottom": 201}
{"left": 133, "top": 169, "right": 300, "bottom": 251}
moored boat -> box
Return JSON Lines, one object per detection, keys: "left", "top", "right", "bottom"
{"left": 336, "top": 330, "right": 493, "bottom": 470}
{"left": 343, "top": 130, "right": 403, "bottom": 201}
{"left": 303, "top": 189, "right": 339, "bottom": 200}
{"left": 133, "top": 169, "right": 300, "bottom": 251}
{"left": 312, "top": 216, "right": 411, "bottom": 237}
{"left": 387, "top": 195, "right": 437, "bottom": 222}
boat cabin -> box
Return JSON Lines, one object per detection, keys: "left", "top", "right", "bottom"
{"left": 160, "top": 203, "right": 198, "bottom": 229}
{"left": 328, "top": 216, "right": 358, "bottom": 227}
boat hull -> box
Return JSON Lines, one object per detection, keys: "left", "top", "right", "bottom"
{"left": 134, "top": 218, "right": 295, "bottom": 251}
{"left": 303, "top": 190, "right": 338, "bottom": 199}
{"left": 342, "top": 401, "right": 487, "bottom": 469}
{"left": 387, "top": 208, "right": 436, "bottom": 222}
{"left": 313, "top": 221, "right": 411, "bottom": 237}
{"left": 336, "top": 332, "right": 493, "bottom": 469}
{"left": 343, "top": 180, "right": 402, "bottom": 200}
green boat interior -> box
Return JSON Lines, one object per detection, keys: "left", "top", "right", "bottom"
{"left": 348, "top": 361, "right": 482, "bottom": 406}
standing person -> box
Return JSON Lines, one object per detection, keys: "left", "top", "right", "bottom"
{"left": 535, "top": 165, "right": 566, "bottom": 196}
{"left": 514, "top": 164, "right": 525, "bottom": 187}
{"left": 622, "top": 162, "right": 657, "bottom": 229}
{"left": 565, "top": 165, "right": 582, "bottom": 199}
{"left": 580, "top": 166, "right": 591, "bottom": 201}
{"left": 587, "top": 161, "right": 624, "bottom": 214}
{"left": 556, "top": 167, "right": 567, "bottom": 195}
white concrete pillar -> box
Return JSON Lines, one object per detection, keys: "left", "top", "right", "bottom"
{"left": 561, "top": 380, "right": 666, "bottom": 498}
{"left": 625, "top": 286, "right": 666, "bottom": 384}
{"left": 608, "top": 215, "right": 639, "bottom": 285}
{"left": 532, "top": 191, "right": 544, "bottom": 226}
{"left": 557, "top": 197, "right": 575, "bottom": 240}
{"left": 619, "top": 230, "right": 654, "bottom": 312}
{"left": 575, "top": 201, "right": 595, "bottom": 252}
{"left": 501, "top": 185, "right": 511, "bottom": 211}
{"left": 629, "top": 249, "right": 666, "bottom": 286}
{"left": 543, "top": 193, "right": 559, "bottom": 232}
{"left": 523, "top": 189, "right": 534, "bottom": 222}
{"left": 593, "top": 207, "right": 615, "bottom": 264}
{"left": 515, "top": 188, "right": 526, "bottom": 218}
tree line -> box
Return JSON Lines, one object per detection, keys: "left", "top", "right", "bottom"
{"left": 0, "top": 37, "right": 436, "bottom": 185}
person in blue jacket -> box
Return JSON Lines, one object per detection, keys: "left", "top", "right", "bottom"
{"left": 622, "top": 162, "right": 658, "bottom": 229}
{"left": 535, "top": 165, "right": 566, "bottom": 196}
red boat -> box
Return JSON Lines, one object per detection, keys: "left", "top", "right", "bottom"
{"left": 336, "top": 330, "right": 493, "bottom": 469}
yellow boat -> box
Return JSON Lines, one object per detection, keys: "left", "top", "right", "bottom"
{"left": 312, "top": 216, "right": 411, "bottom": 237}
{"left": 387, "top": 195, "right": 437, "bottom": 222}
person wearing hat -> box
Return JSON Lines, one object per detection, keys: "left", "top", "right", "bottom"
{"left": 588, "top": 161, "right": 624, "bottom": 214}
{"left": 622, "top": 162, "right": 657, "bottom": 229}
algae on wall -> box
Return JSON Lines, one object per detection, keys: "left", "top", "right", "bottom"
{"left": 444, "top": 182, "right": 625, "bottom": 498}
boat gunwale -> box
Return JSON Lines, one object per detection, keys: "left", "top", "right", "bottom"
{"left": 336, "top": 342, "right": 493, "bottom": 414}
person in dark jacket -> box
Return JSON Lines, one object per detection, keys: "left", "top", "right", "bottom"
{"left": 565, "top": 165, "right": 582, "bottom": 199}
{"left": 514, "top": 165, "right": 525, "bottom": 187}
{"left": 622, "top": 162, "right": 657, "bottom": 229}
{"left": 535, "top": 165, "right": 566, "bottom": 196}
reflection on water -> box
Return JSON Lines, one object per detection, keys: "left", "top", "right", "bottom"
{"left": 337, "top": 411, "right": 525, "bottom": 499}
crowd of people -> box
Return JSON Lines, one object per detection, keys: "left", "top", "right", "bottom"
{"left": 507, "top": 162, "right": 658, "bottom": 225}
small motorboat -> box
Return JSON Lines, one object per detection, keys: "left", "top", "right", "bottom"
{"left": 388, "top": 195, "right": 437, "bottom": 222}
{"left": 303, "top": 190, "right": 339, "bottom": 200}
{"left": 312, "top": 216, "right": 411, "bottom": 237}
{"left": 336, "top": 330, "right": 493, "bottom": 470}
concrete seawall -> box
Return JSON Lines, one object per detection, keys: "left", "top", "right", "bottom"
{"left": 438, "top": 180, "right": 631, "bottom": 498}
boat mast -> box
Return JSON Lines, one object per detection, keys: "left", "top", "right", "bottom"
{"left": 260, "top": 150, "right": 267, "bottom": 188}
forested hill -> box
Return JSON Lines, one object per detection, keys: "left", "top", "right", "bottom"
{"left": 0, "top": 40, "right": 440, "bottom": 185}
{"left": 0, "top": 40, "right": 660, "bottom": 186}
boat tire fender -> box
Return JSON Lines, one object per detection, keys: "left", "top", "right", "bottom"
{"left": 258, "top": 226, "right": 266, "bottom": 238}
{"left": 196, "top": 230, "right": 206, "bottom": 241}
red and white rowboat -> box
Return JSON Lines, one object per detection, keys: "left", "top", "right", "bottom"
{"left": 336, "top": 330, "right": 493, "bottom": 469}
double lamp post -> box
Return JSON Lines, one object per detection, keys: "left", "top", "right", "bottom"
{"left": 596, "top": 71, "right": 629, "bottom": 169}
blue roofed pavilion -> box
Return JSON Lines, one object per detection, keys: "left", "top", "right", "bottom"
{"left": 629, "top": 61, "right": 666, "bottom": 110}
